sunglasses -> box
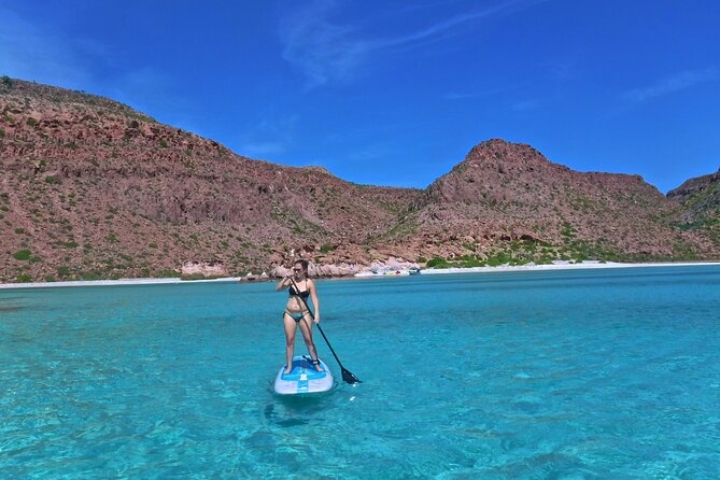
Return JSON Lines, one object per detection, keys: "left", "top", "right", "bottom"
{"left": 292, "top": 268, "right": 302, "bottom": 272}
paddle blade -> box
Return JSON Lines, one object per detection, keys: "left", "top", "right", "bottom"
{"left": 342, "top": 368, "right": 362, "bottom": 384}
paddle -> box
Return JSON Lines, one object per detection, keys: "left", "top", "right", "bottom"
{"left": 288, "top": 277, "right": 362, "bottom": 385}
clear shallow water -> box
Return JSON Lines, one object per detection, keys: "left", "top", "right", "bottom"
{"left": 1, "top": 266, "right": 720, "bottom": 479}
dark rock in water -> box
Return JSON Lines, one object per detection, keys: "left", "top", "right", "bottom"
{"left": 0, "top": 306, "right": 23, "bottom": 313}
{"left": 275, "top": 418, "right": 309, "bottom": 427}
{"left": 263, "top": 404, "right": 275, "bottom": 422}
{"left": 263, "top": 403, "right": 308, "bottom": 427}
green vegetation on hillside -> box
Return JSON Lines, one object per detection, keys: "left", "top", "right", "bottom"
{"left": 419, "top": 235, "right": 704, "bottom": 270}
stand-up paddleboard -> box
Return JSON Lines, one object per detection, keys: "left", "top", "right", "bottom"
{"left": 274, "top": 355, "right": 334, "bottom": 395}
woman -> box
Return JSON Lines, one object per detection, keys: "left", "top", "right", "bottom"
{"left": 275, "top": 259, "right": 322, "bottom": 374}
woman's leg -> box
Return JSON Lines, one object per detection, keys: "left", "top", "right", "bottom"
{"left": 298, "top": 315, "right": 322, "bottom": 372}
{"left": 283, "top": 313, "right": 297, "bottom": 374}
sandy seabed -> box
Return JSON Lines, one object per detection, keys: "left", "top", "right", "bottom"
{"left": 1, "top": 261, "right": 718, "bottom": 290}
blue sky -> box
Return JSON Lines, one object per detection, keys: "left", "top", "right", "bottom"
{"left": 2, "top": 1, "right": 719, "bottom": 193}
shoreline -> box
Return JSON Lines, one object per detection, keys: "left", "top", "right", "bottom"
{"left": 1, "top": 261, "right": 718, "bottom": 290}
{"left": 0, "top": 276, "right": 246, "bottom": 290}
{"left": 417, "top": 260, "right": 720, "bottom": 275}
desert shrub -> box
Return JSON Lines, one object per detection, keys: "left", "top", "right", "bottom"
{"left": 486, "top": 252, "right": 513, "bottom": 267}
{"left": 181, "top": 273, "right": 207, "bottom": 281}
{"left": 426, "top": 256, "right": 450, "bottom": 268}
{"left": 462, "top": 243, "right": 476, "bottom": 252}
{"left": 457, "top": 255, "right": 484, "bottom": 268}
{"left": 12, "top": 249, "right": 31, "bottom": 261}
{"left": 81, "top": 271, "right": 103, "bottom": 281}
{"left": 157, "top": 269, "right": 181, "bottom": 278}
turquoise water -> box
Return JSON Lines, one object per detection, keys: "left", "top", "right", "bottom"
{"left": 1, "top": 266, "right": 719, "bottom": 479}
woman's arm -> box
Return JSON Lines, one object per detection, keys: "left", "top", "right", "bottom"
{"left": 275, "top": 277, "right": 290, "bottom": 291}
{"left": 309, "top": 280, "right": 320, "bottom": 323}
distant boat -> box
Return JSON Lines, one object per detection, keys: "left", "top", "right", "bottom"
{"left": 384, "top": 270, "right": 402, "bottom": 276}
{"left": 355, "top": 267, "right": 422, "bottom": 277}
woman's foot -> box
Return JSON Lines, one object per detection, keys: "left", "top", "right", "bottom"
{"left": 311, "top": 358, "right": 323, "bottom": 372}
{"left": 283, "top": 365, "right": 293, "bottom": 375}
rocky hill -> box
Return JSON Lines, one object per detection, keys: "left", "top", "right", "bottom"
{"left": 383, "top": 140, "right": 717, "bottom": 265}
{"left": 0, "top": 78, "right": 419, "bottom": 282}
{"left": 667, "top": 169, "right": 720, "bottom": 242}
{"left": 1, "top": 77, "right": 718, "bottom": 283}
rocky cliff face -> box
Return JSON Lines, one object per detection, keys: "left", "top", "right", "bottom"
{"left": 666, "top": 169, "right": 720, "bottom": 239}
{"left": 1, "top": 78, "right": 718, "bottom": 282}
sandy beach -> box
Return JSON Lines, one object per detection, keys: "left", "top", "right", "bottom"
{"left": 1, "top": 261, "right": 718, "bottom": 290}
{"left": 0, "top": 276, "right": 246, "bottom": 290}
{"left": 416, "top": 260, "right": 720, "bottom": 275}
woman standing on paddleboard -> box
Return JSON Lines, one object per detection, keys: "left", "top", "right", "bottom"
{"left": 275, "top": 259, "right": 322, "bottom": 375}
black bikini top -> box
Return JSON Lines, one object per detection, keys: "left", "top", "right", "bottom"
{"left": 289, "top": 284, "right": 310, "bottom": 299}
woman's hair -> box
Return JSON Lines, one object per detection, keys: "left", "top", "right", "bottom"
{"left": 295, "top": 259, "right": 309, "bottom": 271}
